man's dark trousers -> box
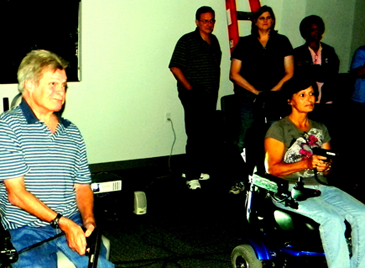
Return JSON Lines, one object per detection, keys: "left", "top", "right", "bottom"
{"left": 179, "top": 89, "right": 218, "bottom": 181}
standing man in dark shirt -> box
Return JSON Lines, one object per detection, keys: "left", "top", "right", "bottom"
{"left": 293, "top": 15, "right": 339, "bottom": 134}
{"left": 294, "top": 15, "right": 339, "bottom": 105}
{"left": 169, "top": 6, "right": 222, "bottom": 190}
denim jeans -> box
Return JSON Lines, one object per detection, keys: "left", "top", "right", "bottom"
{"left": 273, "top": 185, "right": 365, "bottom": 268}
{"left": 236, "top": 97, "right": 254, "bottom": 152}
{"left": 9, "top": 213, "right": 114, "bottom": 268}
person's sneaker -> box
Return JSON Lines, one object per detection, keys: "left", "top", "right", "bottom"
{"left": 182, "top": 173, "right": 210, "bottom": 181}
{"left": 229, "top": 181, "right": 245, "bottom": 194}
{"left": 186, "top": 179, "right": 201, "bottom": 190}
{"left": 199, "top": 173, "right": 210, "bottom": 180}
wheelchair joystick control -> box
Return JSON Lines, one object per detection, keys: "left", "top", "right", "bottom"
{"left": 291, "top": 177, "right": 321, "bottom": 201}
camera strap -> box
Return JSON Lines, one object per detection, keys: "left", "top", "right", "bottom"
{"left": 314, "top": 168, "right": 329, "bottom": 186}
{"left": 18, "top": 232, "right": 65, "bottom": 255}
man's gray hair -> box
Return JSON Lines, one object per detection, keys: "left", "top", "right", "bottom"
{"left": 17, "top": 50, "right": 68, "bottom": 93}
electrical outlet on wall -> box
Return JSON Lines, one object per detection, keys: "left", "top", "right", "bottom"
{"left": 165, "top": 112, "right": 171, "bottom": 123}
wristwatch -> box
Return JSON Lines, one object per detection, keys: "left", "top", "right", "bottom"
{"left": 50, "top": 213, "right": 63, "bottom": 229}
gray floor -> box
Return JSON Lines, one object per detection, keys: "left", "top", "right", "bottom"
{"left": 93, "top": 168, "right": 246, "bottom": 268}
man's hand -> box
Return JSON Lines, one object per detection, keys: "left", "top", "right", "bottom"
{"left": 59, "top": 217, "right": 95, "bottom": 255}
{"left": 84, "top": 221, "right": 96, "bottom": 238}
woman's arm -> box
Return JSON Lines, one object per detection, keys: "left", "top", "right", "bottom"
{"left": 229, "top": 59, "right": 261, "bottom": 95}
{"left": 270, "top": 55, "right": 294, "bottom": 92}
{"left": 264, "top": 137, "right": 328, "bottom": 178}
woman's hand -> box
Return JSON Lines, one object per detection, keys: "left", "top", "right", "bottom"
{"left": 306, "top": 155, "right": 329, "bottom": 172}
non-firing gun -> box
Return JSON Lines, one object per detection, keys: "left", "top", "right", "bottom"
{"left": 86, "top": 227, "right": 102, "bottom": 268}
{"left": 312, "top": 147, "right": 339, "bottom": 162}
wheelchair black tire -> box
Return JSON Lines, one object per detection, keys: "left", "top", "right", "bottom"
{"left": 231, "top": 244, "right": 262, "bottom": 268}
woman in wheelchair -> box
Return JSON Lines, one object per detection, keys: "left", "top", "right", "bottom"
{"left": 264, "top": 75, "right": 365, "bottom": 268}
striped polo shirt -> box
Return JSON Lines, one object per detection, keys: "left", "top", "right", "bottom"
{"left": 0, "top": 99, "right": 91, "bottom": 230}
{"left": 169, "top": 27, "right": 221, "bottom": 93}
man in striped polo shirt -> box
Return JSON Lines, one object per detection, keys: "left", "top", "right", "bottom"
{"left": 0, "top": 50, "right": 113, "bottom": 267}
{"left": 169, "top": 6, "right": 222, "bottom": 190}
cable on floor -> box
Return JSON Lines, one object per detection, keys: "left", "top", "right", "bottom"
{"left": 167, "top": 118, "right": 176, "bottom": 174}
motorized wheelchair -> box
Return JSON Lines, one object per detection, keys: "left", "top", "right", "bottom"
{"left": 230, "top": 171, "right": 333, "bottom": 268}
{"left": 229, "top": 137, "right": 346, "bottom": 267}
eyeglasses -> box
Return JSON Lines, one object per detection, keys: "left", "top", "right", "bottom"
{"left": 199, "top": 19, "right": 216, "bottom": 24}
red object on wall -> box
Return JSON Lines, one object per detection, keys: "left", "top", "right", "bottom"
{"left": 226, "top": 0, "right": 261, "bottom": 53}
{"left": 248, "top": 0, "right": 261, "bottom": 13}
{"left": 226, "top": 0, "right": 239, "bottom": 53}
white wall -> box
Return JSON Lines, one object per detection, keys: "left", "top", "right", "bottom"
{"left": 64, "top": 0, "right": 233, "bottom": 164}
{"left": 0, "top": 0, "right": 363, "bottom": 165}
{"left": 306, "top": 0, "right": 356, "bottom": 72}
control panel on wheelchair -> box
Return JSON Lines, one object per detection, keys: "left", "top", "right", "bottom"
{"left": 246, "top": 146, "right": 339, "bottom": 222}
{"left": 246, "top": 172, "right": 321, "bottom": 223}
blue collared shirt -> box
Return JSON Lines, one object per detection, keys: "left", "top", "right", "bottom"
{"left": 0, "top": 99, "right": 91, "bottom": 230}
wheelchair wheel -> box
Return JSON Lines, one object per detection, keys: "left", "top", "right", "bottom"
{"left": 231, "top": 244, "right": 262, "bottom": 268}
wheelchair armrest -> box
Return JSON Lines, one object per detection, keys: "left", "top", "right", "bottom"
{"left": 264, "top": 174, "right": 289, "bottom": 194}
{"left": 250, "top": 172, "right": 289, "bottom": 194}
{"left": 249, "top": 173, "right": 299, "bottom": 209}
{"left": 250, "top": 173, "right": 322, "bottom": 211}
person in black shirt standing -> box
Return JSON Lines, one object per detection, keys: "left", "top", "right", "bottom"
{"left": 229, "top": 5, "right": 293, "bottom": 194}
{"left": 293, "top": 15, "right": 339, "bottom": 132}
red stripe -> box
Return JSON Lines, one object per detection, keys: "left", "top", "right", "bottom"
{"left": 226, "top": 0, "right": 262, "bottom": 52}
{"left": 248, "top": 0, "right": 261, "bottom": 13}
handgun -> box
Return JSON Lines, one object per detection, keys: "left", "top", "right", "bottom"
{"left": 312, "top": 147, "right": 338, "bottom": 162}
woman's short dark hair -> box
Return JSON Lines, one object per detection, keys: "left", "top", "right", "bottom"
{"left": 251, "top": 5, "right": 277, "bottom": 37}
{"left": 299, "top": 15, "right": 325, "bottom": 40}
{"left": 195, "top": 6, "right": 215, "bottom": 20}
{"left": 283, "top": 72, "right": 318, "bottom": 101}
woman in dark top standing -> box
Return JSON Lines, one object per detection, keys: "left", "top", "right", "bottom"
{"left": 229, "top": 5, "right": 294, "bottom": 194}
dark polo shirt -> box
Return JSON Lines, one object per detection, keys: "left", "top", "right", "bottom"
{"left": 169, "top": 27, "right": 221, "bottom": 93}
{"left": 231, "top": 33, "right": 293, "bottom": 102}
